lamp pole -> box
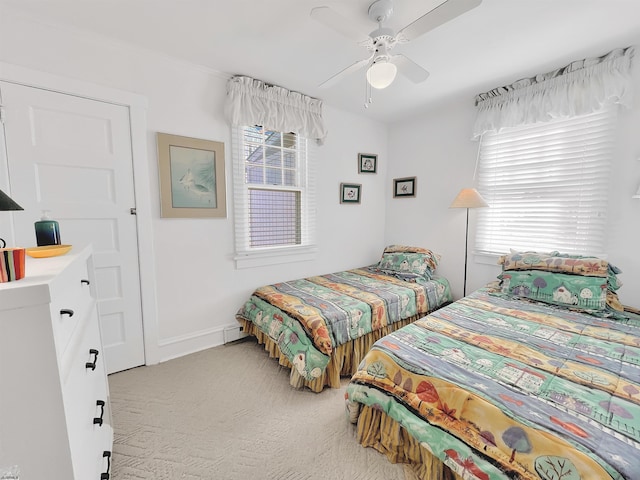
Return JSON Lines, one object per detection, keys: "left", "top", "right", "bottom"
{"left": 463, "top": 207, "right": 470, "bottom": 297}
{"left": 449, "top": 188, "right": 488, "bottom": 298}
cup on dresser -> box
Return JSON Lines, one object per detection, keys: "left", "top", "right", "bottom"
{"left": 0, "top": 247, "right": 26, "bottom": 282}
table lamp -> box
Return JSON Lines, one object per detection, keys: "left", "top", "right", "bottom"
{"left": 0, "top": 188, "right": 24, "bottom": 248}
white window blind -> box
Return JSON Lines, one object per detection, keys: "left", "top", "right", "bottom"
{"left": 232, "top": 125, "right": 316, "bottom": 267}
{"left": 476, "top": 106, "right": 617, "bottom": 257}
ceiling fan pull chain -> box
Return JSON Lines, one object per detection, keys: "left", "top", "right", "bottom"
{"left": 364, "top": 77, "right": 373, "bottom": 108}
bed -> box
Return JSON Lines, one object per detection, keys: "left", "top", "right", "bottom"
{"left": 236, "top": 245, "right": 452, "bottom": 392}
{"left": 346, "top": 251, "right": 640, "bottom": 480}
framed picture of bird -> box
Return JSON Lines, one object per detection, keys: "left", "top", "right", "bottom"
{"left": 340, "top": 183, "right": 362, "bottom": 204}
{"left": 157, "top": 133, "right": 226, "bottom": 218}
{"left": 358, "top": 153, "right": 377, "bottom": 174}
{"left": 393, "top": 176, "right": 416, "bottom": 198}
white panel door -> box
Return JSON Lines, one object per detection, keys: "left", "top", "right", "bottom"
{"left": 0, "top": 81, "right": 145, "bottom": 373}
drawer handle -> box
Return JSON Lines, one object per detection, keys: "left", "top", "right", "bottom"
{"left": 60, "top": 308, "right": 74, "bottom": 317}
{"left": 81, "top": 279, "right": 91, "bottom": 286}
{"left": 101, "top": 450, "right": 111, "bottom": 480}
{"left": 94, "top": 400, "right": 106, "bottom": 426}
{"left": 85, "top": 348, "right": 99, "bottom": 371}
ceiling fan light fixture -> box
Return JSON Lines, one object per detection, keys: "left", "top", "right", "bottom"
{"left": 366, "top": 60, "right": 397, "bottom": 89}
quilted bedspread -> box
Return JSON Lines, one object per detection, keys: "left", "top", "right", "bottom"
{"left": 346, "top": 288, "right": 640, "bottom": 480}
{"left": 236, "top": 267, "right": 452, "bottom": 381}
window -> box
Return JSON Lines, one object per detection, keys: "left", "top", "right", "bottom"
{"left": 232, "top": 125, "right": 316, "bottom": 268}
{"left": 475, "top": 106, "right": 617, "bottom": 257}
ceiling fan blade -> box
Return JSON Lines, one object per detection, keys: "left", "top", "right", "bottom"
{"left": 318, "top": 57, "right": 371, "bottom": 89}
{"left": 391, "top": 54, "right": 430, "bottom": 83}
{"left": 310, "top": 6, "right": 368, "bottom": 43}
{"left": 397, "top": 0, "right": 482, "bottom": 42}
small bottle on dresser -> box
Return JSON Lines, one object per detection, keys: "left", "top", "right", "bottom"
{"left": 34, "top": 210, "right": 61, "bottom": 246}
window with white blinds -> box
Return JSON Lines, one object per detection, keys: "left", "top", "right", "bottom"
{"left": 232, "top": 125, "right": 316, "bottom": 267}
{"left": 476, "top": 106, "right": 618, "bottom": 257}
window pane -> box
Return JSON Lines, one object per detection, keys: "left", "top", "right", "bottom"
{"left": 246, "top": 165, "right": 263, "bottom": 184}
{"left": 245, "top": 144, "right": 263, "bottom": 164}
{"left": 249, "top": 189, "right": 301, "bottom": 247}
{"left": 265, "top": 167, "right": 281, "bottom": 184}
{"left": 283, "top": 169, "right": 296, "bottom": 186}
{"left": 265, "top": 130, "right": 281, "bottom": 146}
{"left": 283, "top": 150, "right": 296, "bottom": 168}
{"left": 245, "top": 125, "right": 263, "bottom": 142}
{"left": 283, "top": 132, "right": 296, "bottom": 149}
{"left": 265, "top": 147, "right": 281, "bottom": 167}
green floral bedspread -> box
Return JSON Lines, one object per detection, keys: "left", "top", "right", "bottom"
{"left": 347, "top": 288, "right": 640, "bottom": 480}
{"left": 236, "top": 267, "right": 452, "bottom": 381}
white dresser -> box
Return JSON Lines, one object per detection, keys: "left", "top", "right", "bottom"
{"left": 0, "top": 246, "right": 113, "bottom": 479}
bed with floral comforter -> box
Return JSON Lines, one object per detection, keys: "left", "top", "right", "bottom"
{"left": 346, "top": 251, "right": 640, "bottom": 480}
{"left": 236, "top": 245, "right": 452, "bottom": 392}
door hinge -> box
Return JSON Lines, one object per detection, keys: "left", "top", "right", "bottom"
{"left": 130, "top": 207, "right": 137, "bottom": 215}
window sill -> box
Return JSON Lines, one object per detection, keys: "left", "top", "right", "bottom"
{"left": 234, "top": 245, "right": 318, "bottom": 269}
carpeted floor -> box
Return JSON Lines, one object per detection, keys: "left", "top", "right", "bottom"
{"left": 109, "top": 338, "right": 412, "bottom": 479}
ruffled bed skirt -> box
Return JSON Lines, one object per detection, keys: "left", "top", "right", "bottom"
{"left": 356, "top": 405, "right": 462, "bottom": 480}
{"left": 237, "top": 316, "right": 418, "bottom": 393}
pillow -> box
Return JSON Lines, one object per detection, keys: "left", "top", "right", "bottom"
{"left": 499, "top": 251, "right": 609, "bottom": 277}
{"left": 377, "top": 245, "right": 440, "bottom": 279}
{"left": 497, "top": 250, "right": 626, "bottom": 317}
{"left": 499, "top": 269, "right": 608, "bottom": 312}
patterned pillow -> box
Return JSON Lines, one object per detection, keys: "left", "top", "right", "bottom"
{"left": 377, "top": 245, "right": 440, "bottom": 279}
{"left": 499, "top": 270, "right": 608, "bottom": 311}
{"left": 499, "top": 251, "right": 609, "bottom": 277}
{"left": 497, "top": 251, "right": 626, "bottom": 317}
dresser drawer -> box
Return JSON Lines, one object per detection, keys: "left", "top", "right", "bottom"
{"left": 49, "top": 255, "right": 94, "bottom": 356}
{"left": 62, "top": 303, "right": 111, "bottom": 480}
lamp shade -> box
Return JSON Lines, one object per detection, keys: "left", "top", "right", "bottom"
{"left": 449, "top": 188, "right": 488, "bottom": 209}
{"left": 366, "top": 61, "right": 397, "bottom": 89}
{"left": 0, "top": 189, "right": 23, "bottom": 211}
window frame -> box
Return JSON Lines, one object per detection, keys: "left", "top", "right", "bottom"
{"left": 231, "top": 125, "right": 317, "bottom": 268}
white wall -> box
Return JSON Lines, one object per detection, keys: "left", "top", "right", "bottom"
{"left": 3, "top": 10, "right": 639, "bottom": 370}
{"left": 0, "top": 12, "right": 389, "bottom": 364}
{"left": 387, "top": 50, "right": 640, "bottom": 308}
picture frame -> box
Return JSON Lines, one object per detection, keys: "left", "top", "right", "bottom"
{"left": 157, "top": 132, "right": 226, "bottom": 218}
{"left": 393, "top": 176, "right": 417, "bottom": 198}
{"left": 358, "top": 153, "right": 377, "bottom": 174}
{"left": 340, "top": 183, "right": 362, "bottom": 204}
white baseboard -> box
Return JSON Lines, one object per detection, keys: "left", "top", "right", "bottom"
{"left": 154, "top": 322, "right": 246, "bottom": 364}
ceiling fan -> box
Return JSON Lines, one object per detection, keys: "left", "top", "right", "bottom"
{"left": 310, "top": 0, "right": 482, "bottom": 90}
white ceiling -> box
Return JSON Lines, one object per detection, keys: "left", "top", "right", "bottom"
{"left": 3, "top": 0, "right": 640, "bottom": 123}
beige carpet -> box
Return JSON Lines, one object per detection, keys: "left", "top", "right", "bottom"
{"left": 109, "top": 338, "right": 415, "bottom": 480}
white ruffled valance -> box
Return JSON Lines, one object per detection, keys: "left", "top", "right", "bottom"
{"left": 224, "top": 76, "right": 327, "bottom": 144}
{"left": 472, "top": 47, "right": 635, "bottom": 139}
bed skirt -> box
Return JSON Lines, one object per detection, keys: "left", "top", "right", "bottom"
{"left": 237, "top": 315, "right": 418, "bottom": 393}
{"left": 356, "top": 405, "right": 462, "bottom": 480}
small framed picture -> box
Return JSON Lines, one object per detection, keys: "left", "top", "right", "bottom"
{"left": 340, "top": 183, "right": 362, "bottom": 204}
{"left": 393, "top": 177, "right": 416, "bottom": 198}
{"left": 358, "top": 153, "right": 377, "bottom": 174}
